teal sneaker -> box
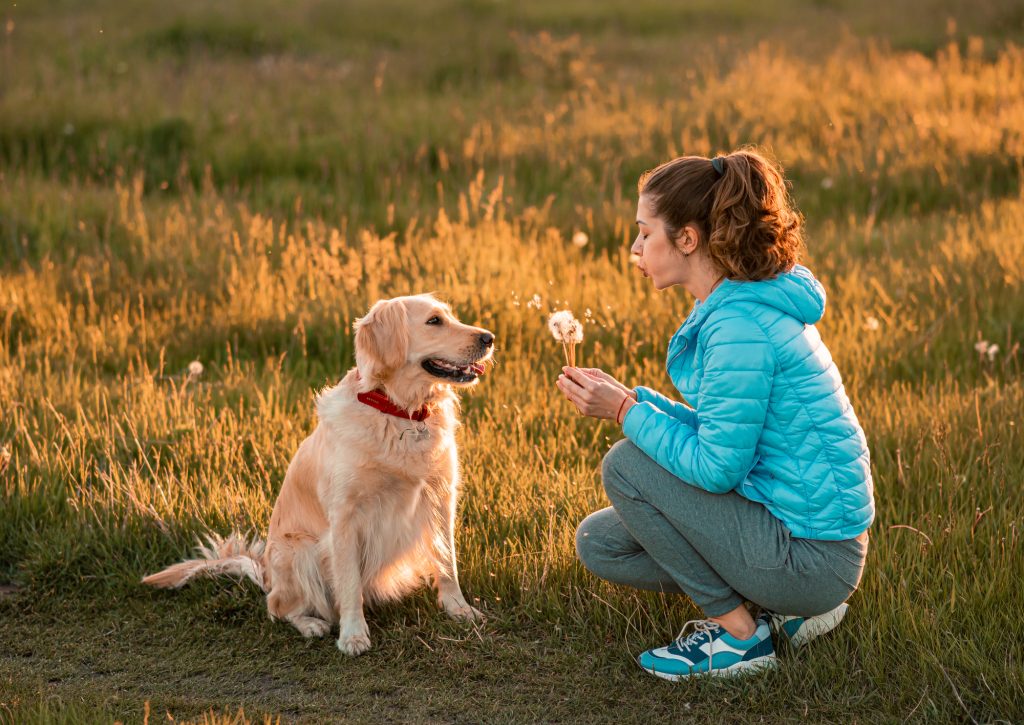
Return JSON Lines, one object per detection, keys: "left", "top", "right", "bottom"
{"left": 637, "top": 618, "right": 777, "bottom": 681}
{"left": 765, "top": 602, "right": 849, "bottom": 648}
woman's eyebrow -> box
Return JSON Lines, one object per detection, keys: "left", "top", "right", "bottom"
{"left": 636, "top": 219, "right": 648, "bottom": 227}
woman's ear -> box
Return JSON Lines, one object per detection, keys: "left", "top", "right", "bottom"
{"left": 678, "top": 225, "right": 701, "bottom": 256}
{"left": 354, "top": 299, "right": 409, "bottom": 383}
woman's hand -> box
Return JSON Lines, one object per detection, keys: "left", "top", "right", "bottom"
{"left": 556, "top": 366, "right": 637, "bottom": 422}
{"left": 574, "top": 367, "right": 633, "bottom": 396}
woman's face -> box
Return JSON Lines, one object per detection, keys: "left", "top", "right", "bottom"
{"left": 631, "top": 194, "right": 690, "bottom": 290}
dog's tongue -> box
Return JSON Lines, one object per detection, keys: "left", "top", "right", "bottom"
{"left": 470, "top": 362, "right": 486, "bottom": 375}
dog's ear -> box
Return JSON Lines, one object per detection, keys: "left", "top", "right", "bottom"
{"left": 354, "top": 298, "right": 409, "bottom": 383}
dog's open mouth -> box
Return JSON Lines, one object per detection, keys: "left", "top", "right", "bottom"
{"left": 422, "top": 358, "right": 487, "bottom": 383}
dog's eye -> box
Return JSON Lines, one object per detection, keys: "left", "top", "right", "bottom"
{"left": 426, "top": 316, "right": 443, "bottom": 325}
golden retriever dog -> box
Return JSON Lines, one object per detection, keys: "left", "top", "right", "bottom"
{"left": 143, "top": 293, "right": 494, "bottom": 655}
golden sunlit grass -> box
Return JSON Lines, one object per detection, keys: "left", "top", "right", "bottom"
{"left": 2, "top": 1, "right": 1024, "bottom": 722}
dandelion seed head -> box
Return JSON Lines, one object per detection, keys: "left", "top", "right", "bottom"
{"left": 187, "top": 360, "right": 204, "bottom": 377}
{"left": 547, "top": 310, "right": 584, "bottom": 344}
{"left": 572, "top": 231, "right": 589, "bottom": 248}
{"left": 565, "top": 318, "right": 583, "bottom": 343}
{"left": 820, "top": 177, "right": 834, "bottom": 190}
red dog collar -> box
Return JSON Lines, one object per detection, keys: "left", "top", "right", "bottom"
{"left": 357, "top": 390, "right": 431, "bottom": 422}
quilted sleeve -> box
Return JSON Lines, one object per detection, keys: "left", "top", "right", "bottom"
{"left": 622, "top": 315, "right": 775, "bottom": 494}
{"left": 634, "top": 386, "right": 699, "bottom": 429}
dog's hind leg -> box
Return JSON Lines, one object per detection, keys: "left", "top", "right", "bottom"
{"left": 266, "top": 538, "right": 335, "bottom": 639}
{"left": 268, "top": 585, "right": 331, "bottom": 638}
{"left": 286, "top": 613, "right": 332, "bottom": 638}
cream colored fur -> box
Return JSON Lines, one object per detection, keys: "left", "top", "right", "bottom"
{"left": 143, "top": 294, "right": 493, "bottom": 655}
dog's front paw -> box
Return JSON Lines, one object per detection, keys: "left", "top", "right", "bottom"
{"left": 337, "top": 620, "right": 372, "bottom": 656}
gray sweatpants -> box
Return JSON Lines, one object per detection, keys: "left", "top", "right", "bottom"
{"left": 576, "top": 439, "right": 868, "bottom": 617}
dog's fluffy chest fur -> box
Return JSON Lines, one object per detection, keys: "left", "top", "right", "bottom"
{"left": 311, "top": 374, "right": 459, "bottom": 519}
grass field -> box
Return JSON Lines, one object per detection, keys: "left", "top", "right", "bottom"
{"left": 2, "top": 0, "right": 1024, "bottom": 722}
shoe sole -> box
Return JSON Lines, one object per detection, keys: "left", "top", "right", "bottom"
{"left": 775, "top": 602, "right": 849, "bottom": 648}
{"left": 640, "top": 655, "right": 778, "bottom": 682}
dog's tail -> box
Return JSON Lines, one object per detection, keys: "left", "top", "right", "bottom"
{"left": 142, "top": 532, "right": 267, "bottom": 592}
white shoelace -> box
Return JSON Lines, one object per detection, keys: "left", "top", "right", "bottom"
{"left": 674, "top": 619, "right": 722, "bottom": 650}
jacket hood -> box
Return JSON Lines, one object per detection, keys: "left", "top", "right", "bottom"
{"left": 676, "top": 265, "right": 827, "bottom": 342}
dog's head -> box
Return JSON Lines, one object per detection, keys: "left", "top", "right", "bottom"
{"left": 354, "top": 294, "right": 494, "bottom": 402}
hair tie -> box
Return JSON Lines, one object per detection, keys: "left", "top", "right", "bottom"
{"left": 711, "top": 157, "right": 725, "bottom": 176}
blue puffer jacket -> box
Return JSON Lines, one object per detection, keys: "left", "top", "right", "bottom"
{"left": 621, "top": 265, "right": 874, "bottom": 541}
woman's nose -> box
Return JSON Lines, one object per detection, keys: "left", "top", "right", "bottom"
{"left": 630, "top": 237, "right": 643, "bottom": 255}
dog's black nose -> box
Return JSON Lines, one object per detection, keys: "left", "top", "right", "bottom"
{"left": 479, "top": 332, "right": 494, "bottom": 347}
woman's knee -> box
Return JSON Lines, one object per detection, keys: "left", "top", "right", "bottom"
{"left": 600, "top": 439, "right": 643, "bottom": 499}
{"left": 574, "top": 507, "right": 624, "bottom": 574}
{"left": 574, "top": 510, "right": 604, "bottom": 571}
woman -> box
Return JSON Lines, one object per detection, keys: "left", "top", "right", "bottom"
{"left": 556, "top": 149, "right": 874, "bottom": 680}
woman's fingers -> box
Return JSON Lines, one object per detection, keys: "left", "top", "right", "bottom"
{"left": 557, "top": 375, "right": 590, "bottom": 412}
{"left": 562, "top": 366, "right": 596, "bottom": 390}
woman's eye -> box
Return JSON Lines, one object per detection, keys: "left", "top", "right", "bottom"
{"left": 642, "top": 234, "right": 649, "bottom": 240}
{"left": 426, "top": 316, "right": 442, "bottom": 325}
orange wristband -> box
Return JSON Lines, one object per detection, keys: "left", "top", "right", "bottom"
{"left": 615, "top": 393, "right": 631, "bottom": 425}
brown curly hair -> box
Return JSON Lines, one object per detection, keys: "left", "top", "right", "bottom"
{"left": 637, "top": 147, "right": 804, "bottom": 281}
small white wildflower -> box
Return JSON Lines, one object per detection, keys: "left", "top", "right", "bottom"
{"left": 974, "top": 340, "right": 990, "bottom": 355}
{"left": 987, "top": 343, "right": 999, "bottom": 361}
{"left": 187, "top": 360, "right": 204, "bottom": 377}
{"left": 863, "top": 316, "right": 880, "bottom": 331}
{"left": 572, "top": 230, "right": 589, "bottom": 248}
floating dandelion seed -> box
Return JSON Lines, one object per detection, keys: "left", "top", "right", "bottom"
{"left": 187, "top": 360, "right": 204, "bottom": 378}
{"left": 572, "top": 231, "right": 589, "bottom": 248}
{"left": 548, "top": 310, "right": 584, "bottom": 367}
{"left": 863, "top": 316, "right": 880, "bottom": 331}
